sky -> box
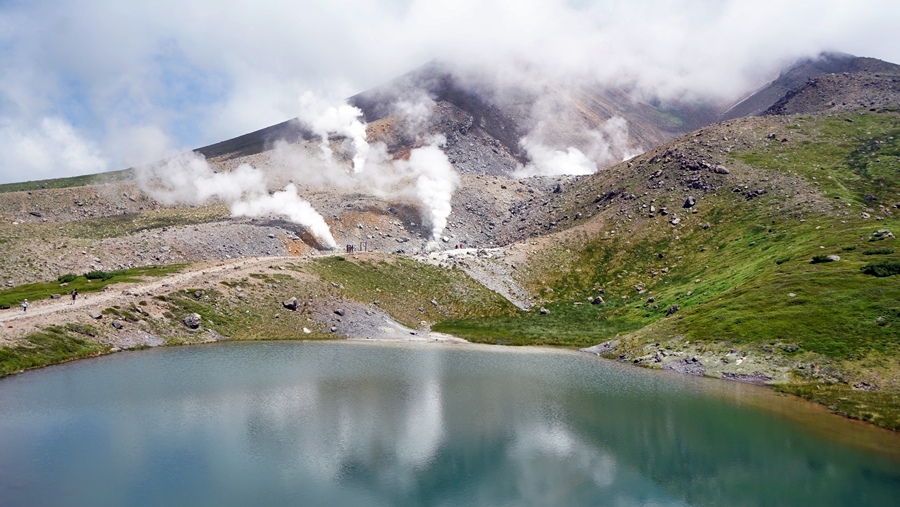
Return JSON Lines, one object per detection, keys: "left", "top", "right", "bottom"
{"left": 0, "top": 0, "right": 898, "bottom": 184}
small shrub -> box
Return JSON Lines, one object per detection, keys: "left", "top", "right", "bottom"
{"left": 861, "top": 260, "right": 900, "bottom": 277}
{"left": 842, "top": 245, "right": 857, "bottom": 251}
{"left": 775, "top": 256, "right": 790, "bottom": 265}
{"left": 57, "top": 273, "right": 77, "bottom": 283}
{"left": 810, "top": 255, "right": 832, "bottom": 264}
{"left": 84, "top": 269, "right": 126, "bottom": 281}
{"left": 863, "top": 247, "right": 894, "bottom": 255}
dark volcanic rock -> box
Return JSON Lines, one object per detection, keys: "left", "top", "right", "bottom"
{"left": 664, "top": 357, "right": 706, "bottom": 376}
{"left": 183, "top": 313, "right": 202, "bottom": 329}
{"left": 282, "top": 297, "right": 299, "bottom": 311}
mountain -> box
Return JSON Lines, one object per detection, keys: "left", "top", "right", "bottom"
{"left": 0, "top": 53, "right": 899, "bottom": 429}
{"left": 720, "top": 52, "right": 900, "bottom": 120}
{"left": 197, "top": 60, "right": 725, "bottom": 174}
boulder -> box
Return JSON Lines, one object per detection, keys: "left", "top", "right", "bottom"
{"left": 666, "top": 305, "right": 680, "bottom": 316}
{"left": 111, "top": 320, "right": 124, "bottom": 330}
{"left": 183, "top": 313, "right": 202, "bottom": 329}
{"left": 334, "top": 309, "right": 346, "bottom": 317}
{"left": 683, "top": 196, "right": 696, "bottom": 208}
{"left": 539, "top": 307, "right": 550, "bottom": 315}
{"left": 871, "top": 229, "right": 894, "bottom": 240}
{"left": 282, "top": 297, "right": 299, "bottom": 311}
{"left": 591, "top": 296, "right": 604, "bottom": 305}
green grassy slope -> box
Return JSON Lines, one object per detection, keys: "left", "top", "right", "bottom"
{"left": 436, "top": 110, "right": 900, "bottom": 426}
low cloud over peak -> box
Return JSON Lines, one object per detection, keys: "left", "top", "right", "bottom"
{"left": 1, "top": 0, "right": 898, "bottom": 183}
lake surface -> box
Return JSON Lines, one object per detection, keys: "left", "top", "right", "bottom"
{"left": 1, "top": 341, "right": 899, "bottom": 506}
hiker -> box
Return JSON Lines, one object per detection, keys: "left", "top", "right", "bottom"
{"left": 71, "top": 289, "right": 78, "bottom": 304}
{"left": 21, "top": 299, "right": 28, "bottom": 312}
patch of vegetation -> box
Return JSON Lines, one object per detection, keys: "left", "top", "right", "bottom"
{"left": 435, "top": 303, "right": 645, "bottom": 348}
{"left": 861, "top": 260, "right": 900, "bottom": 277}
{"left": 863, "top": 247, "right": 894, "bottom": 255}
{"left": 157, "top": 281, "right": 334, "bottom": 342}
{"left": 57, "top": 273, "right": 77, "bottom": 283}
{"left": 731, "top": 111, "right": 900, "bottom": 205}
{"left": 84, "top": 269, "right": 127, "bottom": 281}
{"left": 0, "top": 169, "right": 134, "bottom": 193}
{"left": 66, "top": 206, "right": 229, "bottom": 239}
{"left": 0, "top": 326, "right": 108, "bottom": 377}
{"left": 0, "top": 264, "right": 185, "bottom": 308}
{"left": 775, "top": 384, "right": 900, "bottom": 431}
{"left": 305, "top": 256, "right": 519, "bottom": 328}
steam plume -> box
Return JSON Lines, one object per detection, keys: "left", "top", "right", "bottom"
{"left": 298, "top": 92, "right": 370, "bottom": 172}
{"left": 514, "top": 116, "right": 640, "bottom": 177}
{"left": 407, "top": 136, "right": 458, "bottom": 241}
{"left": 137, "top": 152, "right": 337, "bottom": 249}
{"left": 231, "top": 183, "right": 337, "bottom": 248}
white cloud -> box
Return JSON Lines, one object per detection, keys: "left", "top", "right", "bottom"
{"left": 0, "top": 0, "right": 898, "bottom": 183}
{"left": 0, "top": 117, "right": 108, "bottom": 182}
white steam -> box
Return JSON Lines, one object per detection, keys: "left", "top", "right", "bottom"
{"left": 514, "top": 116, "right": 641, "bottom": 177}
{"left": 298, "top": 92, "right": 370, "bottom": 173}
{"left": 231, "top": 183, "right": 337, "bottom": 248}
{"left": 137, "top": 152, "right": 337, "bottom": 249}
{"left": 289, "top": 93, "right": 460, "bottom": 241}
{"left": 406, "top": 136, "right": 458, "bottom": 241}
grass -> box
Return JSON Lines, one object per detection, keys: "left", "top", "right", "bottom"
{"left": 65, "top": 205, "right": 229, "bottom": 239}
{"left": 731, "top": 111, "right": 900, "bottom": 205}
{"left": 152, "top": 271, "right": 337, "bottom": 342}
{"left": 304, "top": 255, "right": 519, "bottom": 328}
{"left": 0, "top": 325, "right": 108, "bottom": 377}
{"left": 0, "top": 264, "right": 185, "bottom": 308}
{"left": 0, "top": 168, "right": 134, "bottom": 193}
{"left": 775, "top": 384, "right": 900, "bottom": 431}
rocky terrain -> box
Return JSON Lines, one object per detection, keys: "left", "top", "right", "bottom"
{"left": 1, "top": 53, "right": 899, "bottom": 429}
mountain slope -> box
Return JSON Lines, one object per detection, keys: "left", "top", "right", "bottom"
{"left": 720, "top": 52, "right": 900, "bottom": 120}
{"left": 433, "top": 109, "right": 900, "bottom": 427}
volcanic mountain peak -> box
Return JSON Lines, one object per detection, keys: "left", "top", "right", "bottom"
{"left": 720, "top": 52, "right": 900, "bottom": 120}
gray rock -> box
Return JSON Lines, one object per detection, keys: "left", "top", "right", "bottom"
{"left": 591, "top": 296, "right": 604, "bottom": 305}
{"left": 282, "top": 297, "right": 299, "bottom": 311}
{"left": 183, "top": 313, "right": 202, "bottom": 329}
{"left": 826, "top": 255, "right": 841, "bottom": 262}
{"left": 664, "top": 358, "right": 706, "bottom": 376}
{"left": 722, "top": 372, "right": 772, "bottom": 385}
{"left": 666, "top": 305, "right": 680, "bottom": 316}
{"left": 539, "top": 307, "right": 550, "bottom": 315}
{"left": 580, "top": 339, "right": 619, "bottom": 355}
{"left": 683, "top": 196, "right": 696, "bottom": 208}
{"left": 111, "top": 320, "right": 124, "bottom": 330}
{"left": 871, "top": 229, "right": 894, "bottom": 240}
{"left": 334, "top": 309, "right": 346, "bottom": 317}
{"left": 88, "top": 311, "right": 103, "bottom": 319}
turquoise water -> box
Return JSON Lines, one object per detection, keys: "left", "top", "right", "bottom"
{"left": 0, "top": 341, "right": 899, "bottom": 506}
